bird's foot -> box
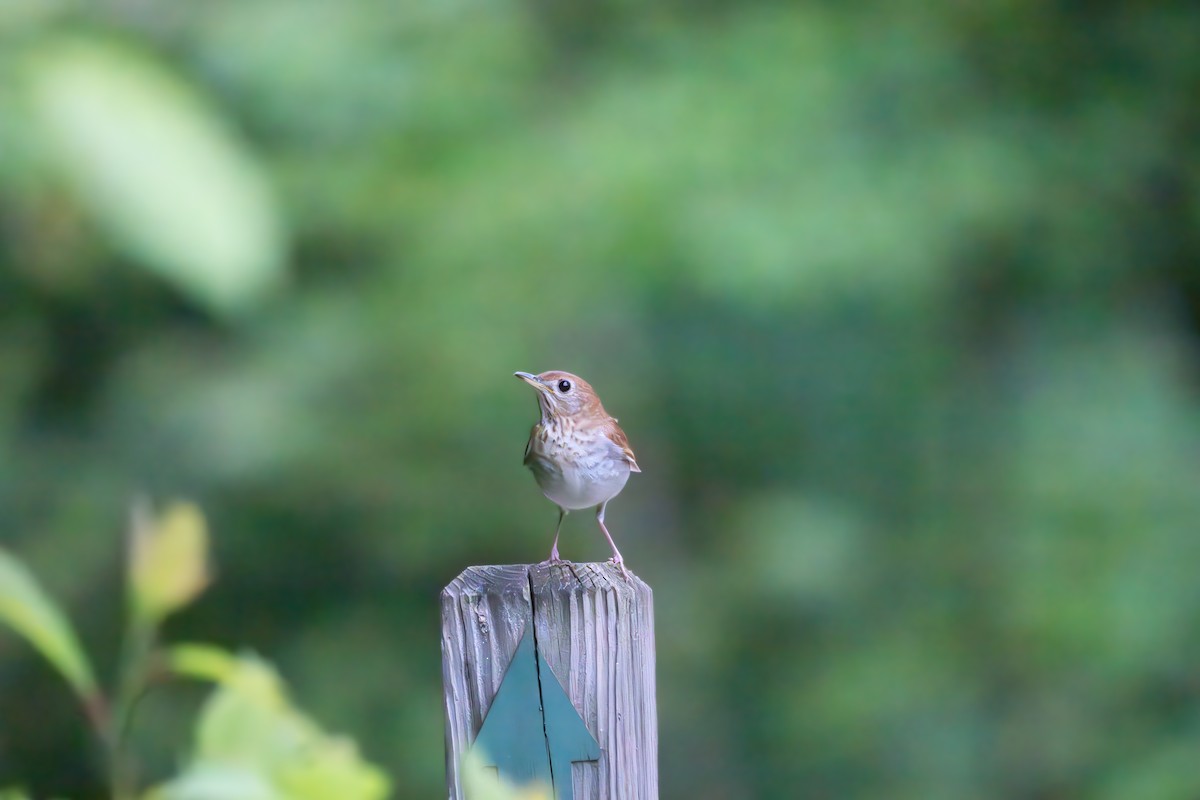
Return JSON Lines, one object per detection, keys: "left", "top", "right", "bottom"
{"left": 537, "top": 547, "right": 563, "bottom": 567}
{"left": 608, "top": 556, "right": 630, "bottom": 582}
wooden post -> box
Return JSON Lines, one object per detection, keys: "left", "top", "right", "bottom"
{"left": 441, "top": 563, "right": 658, "bottom": 800}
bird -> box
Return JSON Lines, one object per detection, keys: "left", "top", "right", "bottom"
{"left": 514, "top": 370, "right": 641, "bottom": 577}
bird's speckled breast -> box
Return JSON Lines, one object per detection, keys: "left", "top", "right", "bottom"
{"left": 525, "top": 418, "right": 632, "bottom": 510}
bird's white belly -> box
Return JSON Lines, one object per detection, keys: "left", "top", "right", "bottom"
{"left": 529, "top": 455, "right": 630, "bottom": 511}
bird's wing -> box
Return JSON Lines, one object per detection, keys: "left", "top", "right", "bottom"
{"left": 605, "top": 420, "right": 641, "bottom": 473}
{"left": 523, "top": 424, "right": 538, "bottom": 465}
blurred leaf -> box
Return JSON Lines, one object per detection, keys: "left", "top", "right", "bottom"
{"left": 195, "top": 658, "right": 291, "bottom": 757}
{"left": 21, "top": 37, "right": 285, "bottom": 314}
{"left": 461, "top": 751, "right": 551, "bottom": 800}
{"left": 153, "top": 654, "right": 389, "bottom": 800}
{"left": 0, "top": 547, "right": 96, "bottom": 699}
{"left": 130, "top": 502, "right": 211, "bottom": 624}
{"left": 275, "top": 742, "right": 392, "bottom": 800}
{"left": 166, "top": 643, "right": 242, "bottom": 685}
{"left": 142, "top": 766, "right": 280, "bottom": 800}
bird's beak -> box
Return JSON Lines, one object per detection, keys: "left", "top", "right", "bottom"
{"left": 514, "top": 371, "right": 548, "bottom": 392}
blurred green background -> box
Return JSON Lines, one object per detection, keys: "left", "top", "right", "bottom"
{"left": 2, "top": 0, "right": 1199, "bottom": 797}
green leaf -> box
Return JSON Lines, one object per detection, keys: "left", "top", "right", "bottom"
{"left": 142, "top": 766, "right": 280, "bottom": 800}
{"left": 461, "top": 751, "right": 551, "bottom": 800}
{"left": 275, "top": 740, "right": 393, "bottom": 800}
{"left": 165, "top": 643, "right": 242, "bottom": 685}
{"left": 0, "top": 548, "right": 96, "bottom": 699}
{"left": 129, "top": 502, "right": 211, "bottom": 624}
{"left": 21, "top": 37, "right": 286, "bottom": 315}
{"left": 153, "top": 654, "right": 390, "bottom": 800}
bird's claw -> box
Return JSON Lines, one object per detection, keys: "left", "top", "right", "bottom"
{"left": 608, "top": 556, "right": 631, "bottom": 582}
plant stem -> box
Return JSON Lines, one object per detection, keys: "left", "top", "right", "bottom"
{"left": 108, "top": 617, "right": 157, "bottom": 800}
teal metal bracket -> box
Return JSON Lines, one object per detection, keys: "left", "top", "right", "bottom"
{"left": 473, "top": 625, "right": 600, "bottom": 799}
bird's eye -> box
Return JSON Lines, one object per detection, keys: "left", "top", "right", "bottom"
{"left": 557, "top": 379, "right": 572, "bottom": 393}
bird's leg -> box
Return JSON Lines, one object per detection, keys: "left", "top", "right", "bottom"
{"left": 596, "top": 502, "right": 629, "bottom": 580}
{"left": 547, "top": 507, "right": 566, "bottom": 562}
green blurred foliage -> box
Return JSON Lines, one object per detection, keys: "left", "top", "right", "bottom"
{"left": 0, "top": 547, "right": 96, "bottom": 701}
{"left": 152, "top": 651, "right": 389, "bottom": 800}
{"left": 0, "top": 505, "right": 389, "bottom": 800}
{"left": 459, "top": 752, "right": 550, "bottom": 800}
{"left": 1, "top": 0, "right": 1198, "bottom": 797}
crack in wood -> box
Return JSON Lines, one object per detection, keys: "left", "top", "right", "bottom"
{"left": 442, "top": 563, "right": 658, "bottom": 799}
{"left": 526, "top": 567, "right": 558, "bottom": 796}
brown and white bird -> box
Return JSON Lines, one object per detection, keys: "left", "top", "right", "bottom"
{"left": 514, "top": 370, "right": 641, "bottom": 576}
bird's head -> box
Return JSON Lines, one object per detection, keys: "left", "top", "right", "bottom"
{"left": 514, "top": 370, "right": 601, "bottom": 420}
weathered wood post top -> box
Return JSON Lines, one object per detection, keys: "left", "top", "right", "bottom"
{"left": 441, "top": 562, "right": 658, "bottom": 800}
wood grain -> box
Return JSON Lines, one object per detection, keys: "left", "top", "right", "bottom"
{"left": 441, "top": 563, "right": 657, "bottom": 799}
